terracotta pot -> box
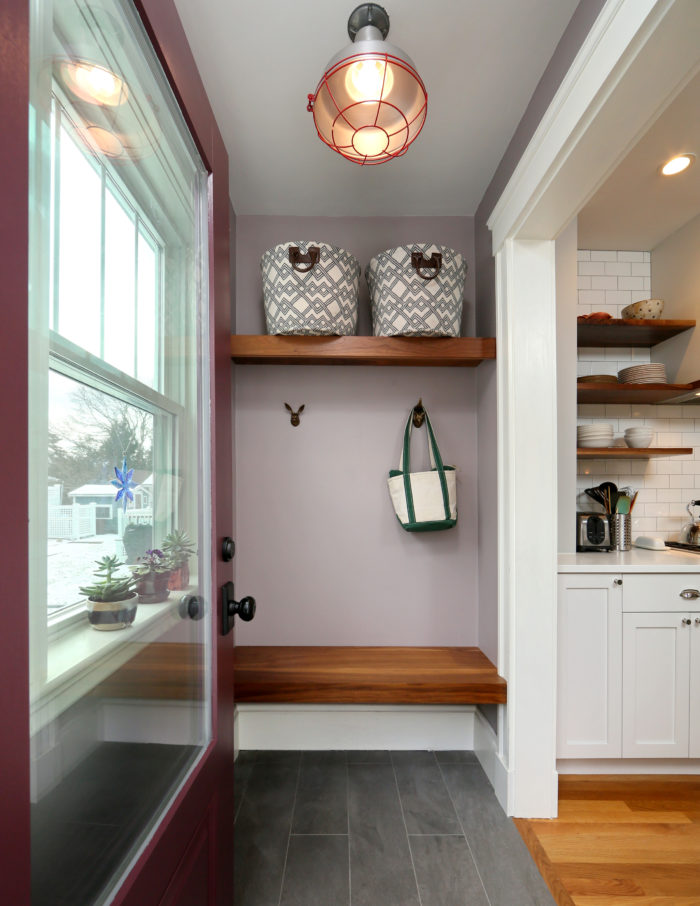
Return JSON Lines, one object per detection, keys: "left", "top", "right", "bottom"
{"left": 87, "top": 593, "right": 137, "bottom": 631}
{"left": 168, "top": 562, "right": 190, "bottom": 590}
{"left": 135, "top": 570, "right": 171, "bottom": 604}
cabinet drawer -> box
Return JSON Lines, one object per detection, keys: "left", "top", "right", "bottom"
{"left": 622, "top": 573, "right": 700, "bottom": 612}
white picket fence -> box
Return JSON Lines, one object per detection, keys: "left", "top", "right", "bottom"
{"left": 117, "top": 508, "right": 153, "bottom": 534}
{"left": 48, "top": 503, "right": 97, "bottom": 540}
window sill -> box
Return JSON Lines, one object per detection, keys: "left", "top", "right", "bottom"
{"left": 32, "top": 598, "right": 183, "bottom": 734}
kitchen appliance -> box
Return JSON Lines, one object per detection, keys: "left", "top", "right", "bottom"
{"left": 577, "top": 513, "right": 612, "bottom": 551}
{"left": 679, "top": 500, "right": 700, "bottom": 546}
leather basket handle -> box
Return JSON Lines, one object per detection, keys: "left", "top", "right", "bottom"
{"left": 411, "top": 251, "right": 442, "bottom": 280}
{"left": 289, "top": 246, "right": 320, "bottom": 273}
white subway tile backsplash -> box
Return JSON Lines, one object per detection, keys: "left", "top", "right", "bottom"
{"left": 575, "top": 249, "right": 698, "bottom": 534}
{"left": 604, "top": 262, "right": 632, "bottom": 276}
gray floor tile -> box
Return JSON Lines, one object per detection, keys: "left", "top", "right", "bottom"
{"left": 235, "top": 750, "right": 258, "bottom": 765}
{"left": 234, "top": 761, "right": 254, "bottom": 822}
{"left": 393, "top": 761, "right": 462, "bottom": 834}
{"left": 233, "top": 762, "right": 299, "bottom": 906}
{"left": 435, "top": 750, "right": 479, "bottom": 764}
{"left": 280, "top": 835, "right": 349, "bottom": 906}
{"left": 440, "top": 764, "right": 556, "bottom": 906}
{"left": 346, "top": 750, "right": 391, "bottom": 763}
{"left": 251, "top": 750, "right": 302, "bottom": 766}
{"left": 301, "top": 750, "right": 347, "bottom": 765}
{"left": 348, "top": 764, "right": 420, "bottom": 906}
{"left": 390, "top": 750, "right": 438, "bottom": 766}
{"left": 292, "top": 761, "right": 347, "bottom": 834}
{"left": 410, "top": 835, "right": 490, "bottom": 906}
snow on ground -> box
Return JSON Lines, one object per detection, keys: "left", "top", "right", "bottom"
{"left": 48, "top": 534, "right": 127, "bottom": 614}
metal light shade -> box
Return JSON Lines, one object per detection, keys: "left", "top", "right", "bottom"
{"left": 308, "top": 4, "right": 427, "bottom": 165}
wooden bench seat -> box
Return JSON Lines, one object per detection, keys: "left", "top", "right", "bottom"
{"left": 234, "top": 646, "right": 506, "bottom": 705}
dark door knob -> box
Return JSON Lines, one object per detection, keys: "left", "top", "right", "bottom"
{"left": 222, "top": 536, "right": 235, "bottom": 562}
{"left": 221, "top": 581, "right": 256, "bottom": 635}
{"left": 179, "top": 594, "right": 205, "bottom": 621}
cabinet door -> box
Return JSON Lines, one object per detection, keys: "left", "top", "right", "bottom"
{"left": 557, "top": 574, "right": 622, "bottom": 758}
{"left": 622, "top": 612, "right": 690, "bottom": 757}
{"left": 690, "top": 614, "right": 700, "bottom": 758}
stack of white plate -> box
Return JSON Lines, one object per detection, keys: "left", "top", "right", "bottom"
{"left": 617, "top": 363, "right": 667, "bottom": 384}
{"left": 577, "top": 423, "right": 614, "bottom": 448}
{"left": 624, "top": 426, "right": 654, "bottom": 448}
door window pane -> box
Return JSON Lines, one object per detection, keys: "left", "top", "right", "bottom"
{"left": 28, "top": 0, "right": 211, "bottom": 903}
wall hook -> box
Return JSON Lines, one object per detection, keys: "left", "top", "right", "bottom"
{"left": 284, "top": 403, "right": 305, "bottom": 427}
{"left": 412, "top": 398, "right": 425, "bottom": 428}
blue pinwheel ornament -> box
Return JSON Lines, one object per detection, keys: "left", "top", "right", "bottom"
{"left": 112, "top": 457, "right": 139, "bottom": 512}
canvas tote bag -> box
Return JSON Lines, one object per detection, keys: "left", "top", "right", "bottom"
{"left": 388, "top": 408, "right": 457, "bottom": 532}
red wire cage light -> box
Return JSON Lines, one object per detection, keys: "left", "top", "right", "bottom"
{"left": 308, "top": 48, "right": 427, "bottom": 165}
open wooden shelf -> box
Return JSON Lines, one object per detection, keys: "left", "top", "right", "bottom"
{"left": 577, "top": 447, "right": 692, "bottom": 459}
{"left": 577, "top": 381, "right": 695, "bottom": 404}
{"left": 577, "top": 318, "right": 695, "bottom": 347}
{"left": 230, "top": 334, "right": 496, "bottom": 367}
{"left": 233, "top": 646, "right": 507, "bottom": 704}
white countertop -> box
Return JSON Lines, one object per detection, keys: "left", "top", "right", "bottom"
{"left": 558, "top": 548, "right": 700, "bottom": 573}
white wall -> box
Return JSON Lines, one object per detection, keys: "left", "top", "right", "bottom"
{"left": 556, "top": 219, "right": 578, "bottom": 552}
{"left": 576, "top": 249, "right": 700, "bottom": 540}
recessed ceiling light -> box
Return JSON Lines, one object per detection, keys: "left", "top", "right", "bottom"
{"left": 661, "top": 153, "right": 695, "bottom": 176}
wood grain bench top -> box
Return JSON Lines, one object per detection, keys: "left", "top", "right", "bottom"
{"left": 234, "top": 646, "right": 507, "bottom": 705}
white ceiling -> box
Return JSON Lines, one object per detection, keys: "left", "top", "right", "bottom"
{"left": 577, "top": 69, "right": 700, "bottom": 251}
{"left": 171, "top": 0, "right": 579, "bottom": 216}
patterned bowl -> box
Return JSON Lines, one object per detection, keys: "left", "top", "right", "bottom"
{"left": 620, "top": 299, "right": 664, "bottom": 320}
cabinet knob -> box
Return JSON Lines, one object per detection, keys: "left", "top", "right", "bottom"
{"left": 680, "top": 588, "right": 700, "bottom": 600}
{"left": 613, "top": 578, "right": 623, "bottom": 586}
{"left": 682, "top": 618, "right": 692, "bottom": 626}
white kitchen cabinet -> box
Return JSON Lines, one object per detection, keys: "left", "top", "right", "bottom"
{"left": 557, "top": 574, "right": 622, "bottom": 757}
{"left": 622, "top": 611, "right": 691, "bottom": 757}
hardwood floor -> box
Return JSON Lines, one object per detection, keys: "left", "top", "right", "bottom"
{"left": 516, "top": 775, "right": 700, "bottom": 905}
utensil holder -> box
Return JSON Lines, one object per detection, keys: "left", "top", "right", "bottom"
{"left": 610, "top": 513, "right": 631, "bottom": 551}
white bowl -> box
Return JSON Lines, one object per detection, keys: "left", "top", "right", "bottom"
{"left": 579, "top": 439, "right": 614, "bottom": 448}
{"left": 625, "top": 436, "right": 653, "bottom": 448}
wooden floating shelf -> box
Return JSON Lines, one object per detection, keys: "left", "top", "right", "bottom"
{"left": 577, "top": 447, "right": 693, "bottom": 459}
{"left": 234, "top": 646, "right": 507, "bottom": 705}
{"left": 230, "top": 334, "right": 496, "bottom": 367}
{"left": 577, "top": 381, "right": 695, "bottom": 404}
{"left": 577, "top": 318, "right": 695, "bottom": 347}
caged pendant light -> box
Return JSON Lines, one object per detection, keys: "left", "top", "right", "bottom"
{"left": 307, "top": 3, "right": 427, "bottom": 165}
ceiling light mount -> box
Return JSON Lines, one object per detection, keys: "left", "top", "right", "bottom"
{"left": 307, "top": 4, "right": 427, "bottom": 166}
{"left": 347, "top": 3, "right": 390, "bottom": 41}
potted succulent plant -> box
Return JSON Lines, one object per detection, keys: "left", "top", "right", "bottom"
{"left": 162, "top": 529, "right": 197, "bottom": 589}
{"left": 80, "top": 555, "right": 138, "bottom": 631}
{"left": 132, "top": 549, "right": 171, "bottom": 603}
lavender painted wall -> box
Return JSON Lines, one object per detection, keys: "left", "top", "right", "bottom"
{"left": 234, "top": 366, "right": 478, "bottom": 645}
{"left": 473, "top": 0, "right": 605, "bottom": 663}
{"left": 235, "top": 215, "right": 476, "bottom": 337}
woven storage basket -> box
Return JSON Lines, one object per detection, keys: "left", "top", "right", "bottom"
{"left": 366, "top": 244, "right": 466, "bottom": 337}
{"left": 261, "top": 241, "right": 360, "bottom": 335}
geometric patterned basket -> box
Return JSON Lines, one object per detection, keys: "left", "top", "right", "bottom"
{"left": 366, "top": 243, "right": 467, "bottom": 337}
{"left": 261, "top": 240, "right": 360, "bottom": 335}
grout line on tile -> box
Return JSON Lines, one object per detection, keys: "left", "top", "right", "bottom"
{"left": 277, "top": 752, "right": 302, "bottom": 906}
{"left": 435, "top": 760, "right": 494, "bottom": 906}
{"left": 391, "top": 756, "right": 424, "bottom": 906}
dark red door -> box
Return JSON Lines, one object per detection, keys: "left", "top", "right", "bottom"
{"left": 0, "top": 0, "right": 235, "bottom": 902}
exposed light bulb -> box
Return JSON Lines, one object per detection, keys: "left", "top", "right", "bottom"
{"left": 61, "top": 61, "right": 129, "bottom": 106}
{"left": 661, "top": 154, "right": 694, "bottom": 176}
{"left": 352, "top": 125, "right": 389, "bottom": 157}
{"left": 346, "top": 58, "right": 394, "bottom": 102}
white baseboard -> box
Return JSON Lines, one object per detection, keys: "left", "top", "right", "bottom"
{"left": 235, "top": 704, "right": 476, "bottom": 751}
{"left": 558, "top": 758, "right": 700, "bottom": 774}
{"left": 473, "top": 707, "right": 508, "bottom": 812}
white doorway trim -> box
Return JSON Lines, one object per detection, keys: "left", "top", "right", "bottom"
{"left": 489, "top": 0, "right": 700, "bottom": 817}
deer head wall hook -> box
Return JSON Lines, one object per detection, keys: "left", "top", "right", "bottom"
{"left": 284, "top": 403, "right": 305, "bottom": 427}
